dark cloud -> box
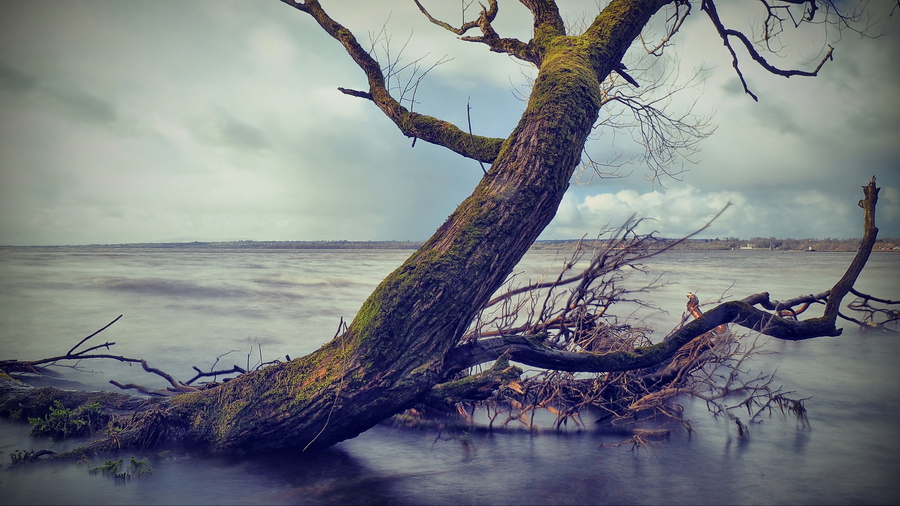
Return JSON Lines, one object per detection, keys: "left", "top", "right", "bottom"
{"left": 218, "top": 113, "right": 268, "bottom": 151}
{"left": 0, "top": 61, "right": 36, "bottom": 93}
{"left": 47, "top": 87, "right": 118, "bottom": 124}
{"left": 0, "top": 61, "right": 116, "bottom": 124}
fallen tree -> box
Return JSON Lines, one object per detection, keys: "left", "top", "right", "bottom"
{"left": 1, "top": 178, "right": 890, "bottom": 456}
{"left": 1, "top": 0, "right": 897, "bottom": 456}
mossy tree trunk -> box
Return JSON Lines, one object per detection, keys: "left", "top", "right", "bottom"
{"left": 2, "top": 0, "right": 881, "bottom": 456}
{"left": 1, "top": 0, "right": 665, "bottom": 454}
{"left": 147, "top": 0, "right": 673, "bottom": 454}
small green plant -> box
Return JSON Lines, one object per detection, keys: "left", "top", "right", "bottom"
{"left": 28, "top": 401, "right": 103, "bottom": 437}
{"left": 90, "top": 456, "right": 152, "bottom": 481}
{"left": 128, "top": 456, "right": 152, "bottom": 476}
{"left": 91, "top": 458, "right": 124, "bottom": 474}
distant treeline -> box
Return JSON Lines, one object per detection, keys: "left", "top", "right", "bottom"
{"left": 68, "top": 240, "right": 426, "bottom": 250}
{"left": 532, "top": 237, "right": 900, "bottom": 252}
{"left": 7, "top": 237, "right": 899, "bottom": 251}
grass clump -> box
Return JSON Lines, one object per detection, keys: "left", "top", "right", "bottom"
{"left": 90, "top": 456, "right": 153, "bottom": 480}
{"left": 28, "top": 400, "right": 103, "bottom": 437}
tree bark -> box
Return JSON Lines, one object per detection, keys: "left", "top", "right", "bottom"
{"left": 151, "top": 0, "right": 672, "bottom": 454}
{"left": 1, "top": 1, "right": 883, "bottom": 457}
{"left": 0, "top": 0, "right": 658, "bottom": 456}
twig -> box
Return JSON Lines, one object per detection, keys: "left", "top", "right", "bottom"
{"left": 66, "top": 315, "right": 123, "bottom": 356}
{"left": 185, "top": 365, "right": 247, "bottom": 386}
{"left": 467, "top": 98, "right": 487, "bottom": 175}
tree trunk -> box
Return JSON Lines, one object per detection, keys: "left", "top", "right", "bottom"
{"left": 16, "top": 0, "right": 664, "bottom": 455}
{"left": 165, "top": 13, "right": 648, "bottom": 456}
{"left": 8, "top": 0, "right": 878, "bottom": 457}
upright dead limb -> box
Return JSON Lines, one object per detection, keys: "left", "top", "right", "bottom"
{"left": 447, "top": 178, "right": 882, "bottom": 377}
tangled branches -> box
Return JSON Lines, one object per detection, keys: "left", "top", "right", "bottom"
{"left": 458, "top": 274, "right": 810, "bottom": 440}
{"left": 844, "top": 289, "right": 900, "bottom": 332}
{"left": 432, "top": 179, "right": 887, "bottom": 440}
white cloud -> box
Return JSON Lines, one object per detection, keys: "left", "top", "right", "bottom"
{"left": 545, "top": 185, "right": 747, "bottom": 239}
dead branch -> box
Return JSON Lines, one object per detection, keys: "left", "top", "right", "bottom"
{"left": 843, "top": 288, "right": 900, "bottom": 331}
{"left": 108, "top": 381, "right": 170, "bottom": 397}
{"left": 702, "top": 0, "right": 835, "bottom": 101}
{"left": 413, "top": 0, "right": 496, "bottom": 36}
{"left": 442, "top": 178, "right": 882, "bottom": 436}
{"left": 639, "top": 1, "right": 692, "bottom": 56}
{"left": 824, "top": 178, "right": 879, "bottom": 321}
{"left": 414, "top": 0, "right": 543, "bottom": 65}
{"left": 66, "top": 314, "right": 123, "bottom": 356}
{"left": 280, "top": 0, "right": 503, "bottom": 163}
{"left": 185, "top": 365, "right": 247, "bottom": 386}
{"left": 0, "top": 315, "right": 137, "bottom": 375}
{"left": 0, "top": 315, "right": 257, "bottom": 396}
{"left": 565, "top": 26, "right": 716, "bottom": 185}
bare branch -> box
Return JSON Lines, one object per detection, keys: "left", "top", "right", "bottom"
{"left": 185, "top": 365, "right": 246, "bottom": 386}
{"left": 824, "top": 177, "right": 879, "bottom": 320}
{"left": 639, "top": 1, "right": 692, "bottom": 56}
{"left": 590, "top": 45, "right": 716, "bottom": 184}
{"left": 413, "top": 0, "right": 495, "bottom": 36}
{"left": 66, "top": 314, "right": 123, "bottom": 356}
{"left": 414, "top": 0, "right": 541, "bottom": 64}
{"left": 702, "top": 0, "right": 836, "bottom": 101}
{"left": 280, "top": 0, "right": 503, "bottom": 163}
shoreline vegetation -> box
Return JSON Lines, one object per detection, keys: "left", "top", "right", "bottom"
{"left": 2, "top": 237, "right": 898, "bottom": 252}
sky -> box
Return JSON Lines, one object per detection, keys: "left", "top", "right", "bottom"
{"left": 1, "top": 0, "right": 898, "bottom": 246}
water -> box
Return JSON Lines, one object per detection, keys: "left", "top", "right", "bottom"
{"left": 1, "top": 247, "right": 898, "bottom": 505}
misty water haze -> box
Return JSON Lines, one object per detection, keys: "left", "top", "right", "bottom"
{"left": 1, "top": 247, "right": 898, "bottom": 504}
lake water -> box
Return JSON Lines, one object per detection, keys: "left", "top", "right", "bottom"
{"left": 0, "top": 247, "right": 898, "bottom": 505}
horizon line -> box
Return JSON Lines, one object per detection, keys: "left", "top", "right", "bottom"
{"left": 3, "top": 236, "right": 895, "bottom": 249}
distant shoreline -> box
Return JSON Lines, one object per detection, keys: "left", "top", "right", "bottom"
{"left": 2, "top": 237, "right": 897, "bottom": 252}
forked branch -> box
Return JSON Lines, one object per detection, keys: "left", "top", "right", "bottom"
{"left": 702, "top": 0, "right": 835, "bottom": 101}
{"left": 280, "top": 0, "right": 503, "bottom": 163}
{"left": 0, "top": 316, "right": 265, "bottom": 396}
{"left": 414, "top": 0, "right": 556, "bottom": 65}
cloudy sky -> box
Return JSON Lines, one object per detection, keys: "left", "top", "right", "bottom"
{"left": 1, "top": 0, "right": 898, "bottom": 246}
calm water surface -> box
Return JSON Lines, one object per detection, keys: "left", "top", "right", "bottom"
{"left": 0, "top": 247, "right": 898, "bottom": 505}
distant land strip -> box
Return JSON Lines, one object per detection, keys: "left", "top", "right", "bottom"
{"left": 4, "top": 237, "right": 898, "bottom": 252}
